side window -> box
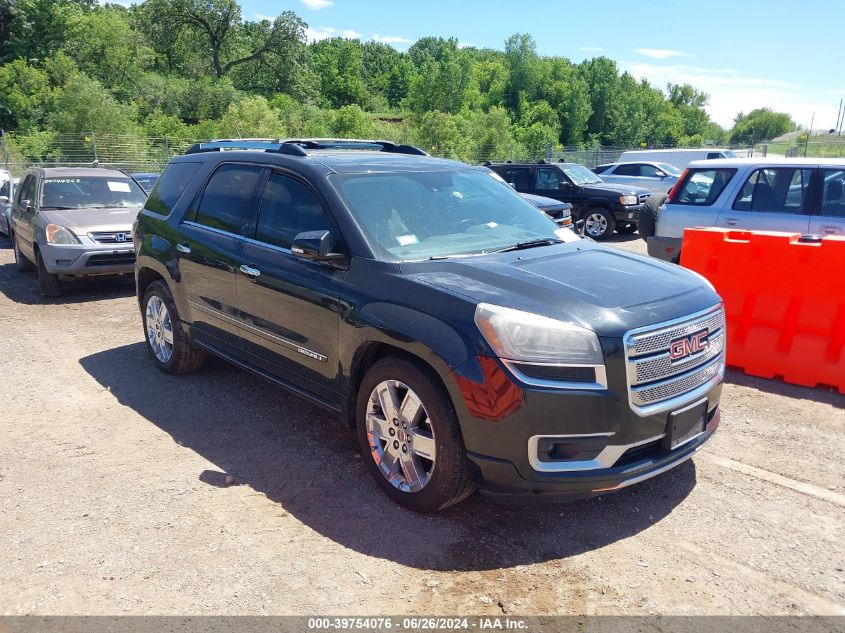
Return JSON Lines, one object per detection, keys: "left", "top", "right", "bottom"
{"left": 674, "top": 169, "right": 737, "bottom": 206}
{"left": 614, "top": 164, "right": 640, "bottom": 177}
{"left": 0, "top": 178, "right": 9, "bottom": 198}
{"left": 255, "top": 173, "right": 333, "bottom": 250}
{"left": 502, "top": 168, "right": 532, "bottom": 191}
{"left": 639, "top": 164, "right": 663, "bottom": 178}
{"left": 18, "top": 175, "right": 35, "bottom": 203}
{"left": 535, "top": 167, "right": 562, "bottom": 189}
{"left": 732, "top": 168, "right": 812, "bottom": 213}
{"left": 192, "top": 164, "right": 263, "bottom": 235}
{"left": 145, "top": 162, "right": 202, "bottom": 217}
{"left": 592, "top": 165, "right": 611, "bottom": 174}
{"left": 821, "top": 169, "right": 845, "bottom": 218}
{"left": 706, "top": 152, "right": 721, "bottom": 160}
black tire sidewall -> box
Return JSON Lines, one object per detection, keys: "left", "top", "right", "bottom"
{"left": 355, "top": 356, "right": 470, "bottom": 513}
{"left": 13, "top": 233, "right": 33, "bottom": 272}
{"left": 142, "top": 281, "right": 187, "bottom": 374}
{"left": 36, "top": 249, "right": 60, "bottom": 296}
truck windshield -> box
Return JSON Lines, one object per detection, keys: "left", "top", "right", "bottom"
{"left": 40, "top": 176, "right": 147, "bottom": 209}
{"left": 331, "top": 169, "right": 579, "bottom": 261}
{"left": 559, "top": 164, "right": 603, "bottom": 186}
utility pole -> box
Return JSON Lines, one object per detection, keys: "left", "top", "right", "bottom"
{"left": 805, "top": 112, "right": 815, "bottom": 157}
{"left": 835, "top": 98, "right": 843, "bottom": 135}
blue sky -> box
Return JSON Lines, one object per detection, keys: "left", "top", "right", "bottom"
{"left": 243, "top": 0, "right": 845, "bottom": 130}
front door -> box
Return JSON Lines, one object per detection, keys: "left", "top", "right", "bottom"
{"left": 809, "top": 169, "right": 845, "bottom": 237}
{"left": 236, "top": 171, "right": 345, "bottom": 406}
{"left": 716, "top": 166, "right": 812, "bottom": 233}
{"left": 177, "top": 162, "right": 265, "bottom": 354}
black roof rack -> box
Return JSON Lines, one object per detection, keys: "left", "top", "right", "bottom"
{"left": 183, "top": 138, "right": 428, "bottom": 157}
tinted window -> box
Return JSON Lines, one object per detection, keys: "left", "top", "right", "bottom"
{"left": 706, "top": 152, "right": 721, "bottom": 159}
{"left": 193, "top": 164, "right": 263, "bottom": 234}
{"left": 592, "top": 165, "right": 611, "bottom": 174}
{"left": 821, "top": 169, "right": 845, "bottom": 218}
{"left": 732, "top": 168, "right": 812, "bottom": 213}
{"left": 255, "top": 174, "right": 332, "bottom": 250}
{"left": 674, "top": 169, "right": 736, "bottom": 206}
{"left": 40, "top": 176, "right": 146, "bottom": 209}
{"left": 0, "top": 178, "right": 9, "bottom": 198}
{"left": 18, "top": 175, "right": 35, "bottom": 203}
{"left": 535, "top": 167, "right": 563, "bottom": 189}
{"left": 501, "top": 168, "right": 532, "bottom": 191}
{"left": 639, "top": 164, "right": 663, "bottom": 178}
{"left": 614, "top": 164, "right": 640, "bottom": 177}
{"left": 146, "top": 163, "right": 201, "bottom": 216}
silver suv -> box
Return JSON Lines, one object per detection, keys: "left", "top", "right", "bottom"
{"left": 593, "top": 161, "right": 682, "bottom": 193}
{"left": 0, "top": 169, "right": 13, "bottom": 236}
{"left": 11, "top": 167, "right": 147, "bottom": 296}
{"left": 648, "top": 158, "right": 845, "bottom": 262}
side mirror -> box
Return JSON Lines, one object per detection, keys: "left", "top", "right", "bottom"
{"left": 291, "top": 230, "right": 344, "bottom": 263}
{"left": 21, "top": 199, "right": 33, "bottom": 213}
{"left": 559, "top": 182, "right": 573, "bottom": 192}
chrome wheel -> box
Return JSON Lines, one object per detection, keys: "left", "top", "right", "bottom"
{"left": 145, "top": 295, "right": 174, "bottom": 363}
{"left": 366, "top": 380, "right": 437, "bottom": 493}
{"left": 585, "top": 212, "right": 608, "bottom": 237}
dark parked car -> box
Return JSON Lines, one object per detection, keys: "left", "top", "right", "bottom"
{"left": 485, "top": 161, "right": 652, "bottom": 240}
{"left": 134, "top": 139, "right": 724, "bottom": 512}
{"left": 520, "top": 193, "right": 573, "bottom": 228}
{"left": 131, "top": 173, "right": 160, "bottom": 194}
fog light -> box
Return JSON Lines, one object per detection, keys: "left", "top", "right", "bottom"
{"left": 537, "top": 435, "right": 608, "bottom": 463}
{"left": 55, "top": 259, "right": 72, "bottom": 266}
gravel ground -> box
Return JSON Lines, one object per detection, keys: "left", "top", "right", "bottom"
{"left": 0, "top": 232, "right": 843, "bottom": 616}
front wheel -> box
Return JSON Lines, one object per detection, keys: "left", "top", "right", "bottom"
{"left": 583, "top": 208, "right": 616, "bottom": 240}
{"left": 36, "top": 250, "right": 61, "bottom": 297}
{"left": 142, "top": 280, "right": 206, "bottom": 374}
{"left": 13, "top": 234, "right": 34, "bottom": 272}
{"left": 356, "top": 356, "right": 475, "bottom": 512}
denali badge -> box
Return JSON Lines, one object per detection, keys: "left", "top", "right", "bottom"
{"left": 669, "top": 329, "right": 709, "bottom": 361}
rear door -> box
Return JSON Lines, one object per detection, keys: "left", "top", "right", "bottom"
{"left": 499, "top": 167, "right": 534, "bottom": 194}
{"left": 236, "top": 170, "right": 345, "bottom": 406}
{"left": 12, "top": 174, "right": 37, "bottom": 259}
{"left": 177, "top": 162, "right": 265, "bottom": 354}
{"left": 716, "top": 166, "right": 812, "bottom": 233}
{"left": 808, "top": 168, "right": 845, "bottom": 236}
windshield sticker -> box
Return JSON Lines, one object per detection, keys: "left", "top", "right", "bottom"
{"left": 396, "top": 234, "right": 420, "bottom": 246}
{"left": 107, "top": 181, "right": 132, "bottom": 193}
{"left": 45, "top": 179, "right": 80, "bottom": 184}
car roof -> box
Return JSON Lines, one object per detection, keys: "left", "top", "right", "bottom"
{"left": 622, "top": 148, "right": 730, "bottom": 154}
{"left": 37, "top": 167, "right": 130, "bottom": 178}
{"left": 688, "top": 157, "right": 845, "bottom": 168}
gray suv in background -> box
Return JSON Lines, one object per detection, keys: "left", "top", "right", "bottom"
{"left": 0, "top": 169, "right": 13, "bottom": 236}
{"left": 11, "top": 167, "right": 147, "bottom": 296}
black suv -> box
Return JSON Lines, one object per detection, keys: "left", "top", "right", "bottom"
{"left": 485, "top": 161, "right": 652, "bottom": 240}
{"left": 134, "top": 139, "right": 724, "bottom": 512}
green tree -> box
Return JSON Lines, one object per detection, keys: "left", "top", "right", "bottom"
{"left": 730, "top": 108, "right": 796, "bottom": 144}
{"left": 329, "top": 104, "right": 373, "bottom": 138}
{"left": 406, "top": 41, "right": 475, "bottom": 114}
{"left": 311, "top": 38, "right": 368, "bottom": 108}
{"left": 217, "top": 95, "right": 286, "bottom": 137}
{"left": 0, "top": 58, "right": 53, "bottom": 130}
{"left": 49, "top": 73, "right": 140, "bottom": 135}
{"left": 503, "top": 33, "right": 540, "bottom": 112}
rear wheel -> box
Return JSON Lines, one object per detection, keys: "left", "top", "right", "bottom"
{"left": 583, "top": 207, "right": 616, "bottom": 240}
{"left": 36, "top": 249, "right": 61, "bottom": 297}
{"left": 13, "top": 233, "right": 33, "bottom": 272}
{"left": 356, "top": 356, "right": 475, "bottom": 512}
{"left": 142, "top": 280, "right": 206, "bottom": 374}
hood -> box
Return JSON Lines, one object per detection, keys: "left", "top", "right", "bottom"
{"left": 401, "top": 242, "right": 719, "bottom": 337}
{"left": 41, "top": 207, "right": 142, "bottom": 234}
{"left": 521, "top": 193, "right": 573, "bottom": 211}
{"left": 585, "top": 181, "right": 651, "bottom": 197}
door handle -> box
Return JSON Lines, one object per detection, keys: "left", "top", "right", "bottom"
{"left": 724, "top": 218, "right": 739, "bottom": 226}
{"left": 239, "top": 264, "right": 261, "bottom": 278}
{"left": 176, "top": 243, "right": 191, "bottom": 254}
{"left": 822, "top": 226, "right": 840, "bottom": 234}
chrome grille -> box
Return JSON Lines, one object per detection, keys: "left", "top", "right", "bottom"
{"left": 89, "top": 230, "right": 133, "bottom": 244}
{"left": 624, "top": 306, "right": 726, "bottom": 415}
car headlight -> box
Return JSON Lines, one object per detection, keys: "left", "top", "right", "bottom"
{"left": 619, "top": 195, "right": 638, "bottom": 205}
{"left": 474, "top": 303, "right": 603, "bottom": 365}
{"left": 45, "top": 224, "right": 81, "bottom": 245}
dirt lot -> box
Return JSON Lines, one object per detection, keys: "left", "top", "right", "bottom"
{"left": 0, "top": 232, "right": 843, "bottom": 616}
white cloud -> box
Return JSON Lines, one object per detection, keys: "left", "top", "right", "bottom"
{"left": 634, "top": 48, "right": 692, "bottom": 60}
{"left": 621, "top": 60, "right": 838, "bottom": 130}
{"left": 300, "top": 0, "right": 334, "bottom": 10}
{"left": 372, "top": 34, "right": 413, "bottom": 45}
{"left": 304, "top": 26, "right": 362, "bottom": 42}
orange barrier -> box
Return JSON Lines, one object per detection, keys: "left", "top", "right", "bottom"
{"left": 680, "top": 228, "right": 845, "bottom": 394}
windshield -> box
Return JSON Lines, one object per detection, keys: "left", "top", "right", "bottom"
{"left": 722, "top": 150, "right": 737, "bottom": 158}
{"left": 331, "top": 169, "right": 579, "bottom": 261}
{"left": 40, "top": 176, "right": 147, "bottom": 209}
{"left": 559, "top": 164, "right": 603, "bottom": 186}
{"left": 658, "top": 163, "right": 683, "bottom": 176}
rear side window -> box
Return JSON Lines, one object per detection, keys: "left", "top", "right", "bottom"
{"left": 501, "top": 168, "right": 532, "bottom": 191}
{"left": 733, "top": 168, "right": 813, "bottom": 213}
{"left": 192, "top": 163, "right": 263, "bottom": 235}
{"left": 673, "top": 169, "right": 736, "bottom": 206}
{"left": 18, "top": 175, "right": 35, "bottom": 203}
{"left": 145, "top": 162, "right": 201, "bottom": 216}
{"left": 255, "top": 173, "right": 332, "bottom": 250}
{"left": 613, "top": 164, "right": 640, "bottom": 176}
{"left": 821, "top": 169, "right": 845, "bottom": 218}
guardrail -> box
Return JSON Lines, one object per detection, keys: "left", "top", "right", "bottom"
{"left": 680, "top": 228, "right": 845, "bottom": 394}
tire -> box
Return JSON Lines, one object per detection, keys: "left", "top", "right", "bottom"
{"left": 582, "top": 207, "right": 616, "bottom": 240}
{"left": 617, "top": 222, "right": 637, "bottom": 234}
{"left": 356, "top": 356, "right": 475, "bottom": 513}
{"left": 13, "top": 233, "right": 34, "bottom": 272}
{"left": 36, "top": 249, "right": 61, "bottom": 297}
{"left": 637, "top": 193, "right": 667, "bottom": 241}
{"left": 142, "top": 280, "right": 206, "bottom": 375}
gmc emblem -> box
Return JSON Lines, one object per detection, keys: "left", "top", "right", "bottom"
{"left": 669, "top": 329, "right": 709, "bottom": 361}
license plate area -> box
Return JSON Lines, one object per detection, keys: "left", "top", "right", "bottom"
{"left": 663, "top": 398, "right": 707, "bottom": 451}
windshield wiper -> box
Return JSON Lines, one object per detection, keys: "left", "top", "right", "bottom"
{"left": 489, "top": 238, "right": 565, "bottom": 254}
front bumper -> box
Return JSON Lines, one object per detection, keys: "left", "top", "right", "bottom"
{"left": 647, "top": 235, "right": 683, "bottom": 262}
{"left": 40, "top": 242, "right": 136, "bottom": 276}
{"left": 613, "top": 204, "right": 643, "bottom": 223}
